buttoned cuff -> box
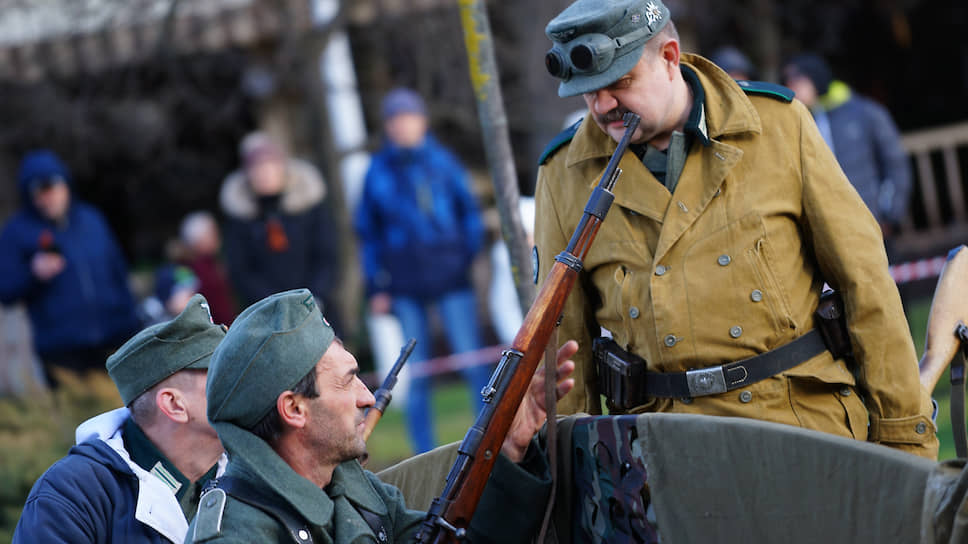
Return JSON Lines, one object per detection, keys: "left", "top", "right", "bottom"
{"left": 868, "top": 414, "right": 939, "bottom": 459}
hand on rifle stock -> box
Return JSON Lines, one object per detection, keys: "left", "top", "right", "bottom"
{"left": 501, "top": 340, "right": 577, "bottom": 463}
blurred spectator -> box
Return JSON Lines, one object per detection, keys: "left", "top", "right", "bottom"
{"left": 179, "top": 211, "right": 237, "bottom": 325}
{"left": 219, "top": 132, "right": 343, "bottom": 332}
{"left": 0, "top": 150, "right": 140, "bottom": 388}
{"left": 488, "top": 196, "right": 536, "bottom": 345}
{"left": 783, "top": 53, "right": 913, "bottom": 254}
{"left": 139, "top": 264, "right": 200, "bottom": 326}
{"left": 355, "top": 88, "right": 489, "bottom": 454}
{"left": 709, "top": 45, "right": 758, "bottom": 80}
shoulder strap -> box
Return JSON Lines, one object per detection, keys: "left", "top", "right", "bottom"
{"left": 355, "top": 505, "right": 390, "bottom": 543}
{"left": 735, "top": 80, "right": 795, "bottom": 103}
{"left": 215, "top": 476, "right": 315, "bottom": 544}
{"left": 539, "top": 119, "right": 582, "bottom": 165}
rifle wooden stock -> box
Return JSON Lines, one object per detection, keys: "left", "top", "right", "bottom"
{"left": 919, "top": 245, "right": 968, "bottom": 392}
{"left": 416, "top": 113, "right": 640, "bottom": 543}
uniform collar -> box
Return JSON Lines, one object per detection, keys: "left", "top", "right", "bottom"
{"left": 565, "top": 53, "right": 761, "bottom": 171}
{"left": 123, "top": 418, "right": 191, "bottom": 497}
{"left": 216, "top": 422, "right": 388, "bottom": 528}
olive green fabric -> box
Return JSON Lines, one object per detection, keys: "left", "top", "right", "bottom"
{"left": 106, "top": 294, "right": 224, "bottom": 406}
{"left": 207, "top": 288, "right": 334, "bottom": 430}
{"left": 376, "top": 441, "right": 460, "bottom": 510}
{"left": 640, "top": 413, "right": 933, "bottom": 543}
{"left": 546, "top": 0, "right": 670, "bottom": 97}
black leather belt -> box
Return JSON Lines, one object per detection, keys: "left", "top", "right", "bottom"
{"left": 595, "top": 329, "right": 828, "bottom": 404}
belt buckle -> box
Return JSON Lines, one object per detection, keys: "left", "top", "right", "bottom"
{"left": 686, "top": 366, "right": 727, "bottom": 396}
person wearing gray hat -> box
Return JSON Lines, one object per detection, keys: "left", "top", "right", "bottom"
{"left": 14, "top": 294, "right": 227, "bottom": 544}
{"left": 187, "top": 288, "right": 577, "bottom": 543}
{"left": 534, "top": 0, "right": 937, "bottom": 460}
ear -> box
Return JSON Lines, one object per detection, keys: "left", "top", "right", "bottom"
{"left": 659, "top": 38, "right": 681, "bottom": 76}
{"left": 276, "top": 391, "right": 309, "bottom": 429}
{"left": 155, "top": 388, "right": 190, "bottom": 424}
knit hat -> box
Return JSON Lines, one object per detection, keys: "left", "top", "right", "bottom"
{"left": 207, "top": 289, "right": 334, "bottom": 431}
{"left": 545, "top": 0, "right": 670, "bottom": 97}
{"left": 17, "top": 150, "right": 71, "bottom": 199}
{"left": 107, "top": 294, "right": 225, "bottom": 406}
{"left": 709, "top": 46, "right": 757, "bottom": 80}
{"left": 381, "top": 88, "right": 426, "bottom": 120}
{"left": 783, "top": 53, "right": 833, "bottom": 95}
{"left": 240, "top": 131, "right": 284, "bottom": 167}
{"left": 154, "top": 264, "right": 200, "bottom": 305}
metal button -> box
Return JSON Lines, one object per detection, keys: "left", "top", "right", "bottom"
{"left": 298, "top": 529, "right": 310, "bottom": 541}
{"left": 629, "top": 306, "right": 640, "bottom": 319}
{"left": 205, "top": 495, "right": 216, "bottom": 507}
{"left": 915, "top": 422, "right": 927, "bottom": 434}
{"left": 655, "top": 264, "right": 667, "bottom": 276}
{"left": 840, "top": 387, "right": 852, "bottom": 397}
{"left": 664, "top": 334, "right": 678, "bottom": 347}
{"left": 718, "top": 254, "right": 731, "bottom": 266}
{"left": 680, "top": 397, "right": 693, "bottom": 405}
{"left": 677, "top": 201, "right": 689, "bottom": 213}
{"left": 751, "top": 289, "right": 763, "bottom": 302}
{"left": 739, "top": 391, "right": 753, "bottom": 403}
{"left": 729, "top": 326, "right": 743, "bottom": 338}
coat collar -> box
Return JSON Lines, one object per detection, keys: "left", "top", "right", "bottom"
{"left": 562, "top": 54, "right": 757, "bottom": 260}
{"left": 216, "top": 422, "right": 388, "bottom": 530}
{"left": 74, "top": 408, "right": 229, "bottom": 544}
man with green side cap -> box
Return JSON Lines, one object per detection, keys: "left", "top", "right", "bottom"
{"left": 535, "top": 0, "right": 938, "bottom": 458}
{"left": 14, "top": 294, "right": 227, "bottom": 544}
{"left": 188, "top": 288, "right": 577, "bottom": 543}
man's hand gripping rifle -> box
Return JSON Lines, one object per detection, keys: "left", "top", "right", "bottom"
{"left": 416, "top": 112, "right": 641, "bottom": 543}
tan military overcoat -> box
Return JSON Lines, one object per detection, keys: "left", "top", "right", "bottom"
{"left": 535, "top": 53, "right": 937, "bottom": 458}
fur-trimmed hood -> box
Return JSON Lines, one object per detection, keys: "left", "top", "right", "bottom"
{"left": 219, "top": 158, "right": 326, "bottom": 220}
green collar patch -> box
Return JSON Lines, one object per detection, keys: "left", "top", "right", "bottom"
{"left": 735, "top": 80, "right": 795, "bottom": 103}
{"left": 539, "top": 118, "right": 582, "bottom": 165}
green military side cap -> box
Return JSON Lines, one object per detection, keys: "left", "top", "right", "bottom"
{"left": 207, "top": 288, "right": 335, "bottom": 431}
{"left": 107, "top": 294, "right": 226, "bottom": 406}
{"left": 545, "top": 0, "right": 670, "bottom": 97}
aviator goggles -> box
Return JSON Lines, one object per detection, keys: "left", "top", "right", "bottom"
{"left": 545, "top": 23, "right": 654, "bottom": 80}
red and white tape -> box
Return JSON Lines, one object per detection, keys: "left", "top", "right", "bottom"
{"left": 889, "top": 256, "right": 948, "bottom": 284}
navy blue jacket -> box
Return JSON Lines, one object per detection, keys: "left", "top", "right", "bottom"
{"left": 355, "top": 134, "right": 484, "bottom": 299}
{"left": 0, "top": 154, "right": 138, "bottom": 357}
{"left": 14, "top": 409, "right": 224, "bottom": 543}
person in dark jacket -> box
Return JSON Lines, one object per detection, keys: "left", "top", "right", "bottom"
{"left": 782, "top": 53, "right": 913, "bottom": 250}
{"left": 354, "top": 88, "right": 489, "bottom": 454}
{"left": 0, "top": 150, "right": 139, "bottom": 387}
{"left": 219, "top": 132, "right": 342, "bottom": 332}
{"left": 13, "top": 295, "right": 227, "bottom": 544}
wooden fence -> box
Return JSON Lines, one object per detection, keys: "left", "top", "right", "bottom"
{"left": 895, "top": 121, "right": 968, "bottom": 260}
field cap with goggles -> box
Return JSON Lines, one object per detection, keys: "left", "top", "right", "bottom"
{"left": 545, "top": 0, "right": 670, "bottom": 97}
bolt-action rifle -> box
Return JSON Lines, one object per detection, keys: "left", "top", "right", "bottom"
{"left": 416, "top": 112, "right": 641, "bottom": 543}
{"left": 363, "top": 338, "right": 417, "bottom": 441}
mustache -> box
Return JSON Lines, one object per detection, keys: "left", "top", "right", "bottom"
{"left": 596, "top": 108, "right": 630, "bottom": 125}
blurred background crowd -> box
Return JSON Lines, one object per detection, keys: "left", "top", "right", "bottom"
{"left": 0, "top": 0, "right": 967, "bottom": 539}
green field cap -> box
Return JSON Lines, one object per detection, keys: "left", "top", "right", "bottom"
{"left": 207, "top": 289, "right": 334, "bottom": 430}
{"left": 107, "top": 294, "right": 225, "bottom": 406}
{"left": 545, "top": 0, "right": 670, "bottom": 97}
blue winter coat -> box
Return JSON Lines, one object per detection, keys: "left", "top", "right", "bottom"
{"left": 0, "top": 152, "right": 138, "bottom": 357}
{"left": 355, "top": 134, "right": 484, "bottom": 299}
{"left": 14, "top": 409, "right": 226, "bottom": 544}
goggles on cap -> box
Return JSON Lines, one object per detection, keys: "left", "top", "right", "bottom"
{"left": 545, "top": 23, "right": 654, "bottom": 80}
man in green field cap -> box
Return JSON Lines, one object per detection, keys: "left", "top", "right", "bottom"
{"left": 535, "top": 0, "right": 938, "bottom": 458}
{"left": 187, "top": 288, "right": 577, "bottom": 543}
{"left": 14, "top": 294, "right": 228, "bottom": 544}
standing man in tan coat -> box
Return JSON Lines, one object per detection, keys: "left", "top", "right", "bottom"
{"left": 535, "top": 0, "right": 937, "bottom": 458}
